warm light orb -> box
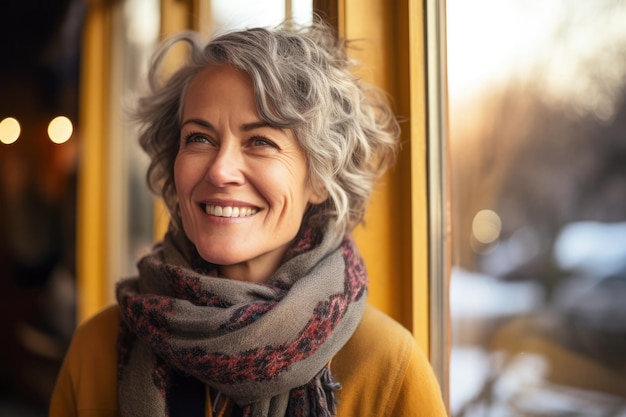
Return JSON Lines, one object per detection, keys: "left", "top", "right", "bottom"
{"left": 472, "top": 209, "right": 502, "bottom": 245}
{"left": 0, "top": 117, "right": 21, "bottom": 145}
{"left": 48, "top": 116, "right": 73, "bottom": 144}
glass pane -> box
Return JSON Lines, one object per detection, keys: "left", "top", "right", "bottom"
{"left": 447, "top": 1, "right": 626, "bottom": 416}
{"left": 211, "top": 0, "right": 312, "bottom": 30}
{"left": 107, "top": 0, "right": 161, "bottom": 294}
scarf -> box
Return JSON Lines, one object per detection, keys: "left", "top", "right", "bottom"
{"left": 116, "top": 226, "right": 367, "bottom": 417}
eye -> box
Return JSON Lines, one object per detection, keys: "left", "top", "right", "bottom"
{"left": 249, "top": 135, "right": 278, "bottom": 149}
{"left": 182, "top": 131, "right": 213, "bottom": 145}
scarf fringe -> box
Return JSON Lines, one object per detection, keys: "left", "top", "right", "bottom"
{"left": 313, "top": 366, "right": 341, "bottom": 416}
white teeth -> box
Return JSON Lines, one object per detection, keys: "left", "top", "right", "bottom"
{"left": 205, "top": 205, "right": 257, "bottom": 218}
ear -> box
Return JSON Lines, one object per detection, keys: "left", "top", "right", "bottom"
{"left": 308, "top": 186, "right": 329, "bottom": 205}
{"left": 306, "top": 176, "right": 329, "bottom": 204}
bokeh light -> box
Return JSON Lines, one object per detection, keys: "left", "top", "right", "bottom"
{"left": 48, "top": 116, "right": 73, "bottom": 144}
{"left": 472, "top": 209, "right": 502, "bottom": 245}
{"left": 0, "top": 117, "right": 21, "bottom": 145}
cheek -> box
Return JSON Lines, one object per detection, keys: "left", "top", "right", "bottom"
{"left": 172, "top": 158, "right": 188, "bottom": 218}
{"left": 173, "top": 155, "right": 195, "bottom": 196}
{"left": 259, "top": 165, "right": 307, "bottom": 204}
{"left": 173, "top": 158, "right": 199, "bottom": 241}
{"left": 173, "top": 158, "right": 200, "bottom": 234}
{"left": 173, "top": 156, "right": 182, "bottom": 188}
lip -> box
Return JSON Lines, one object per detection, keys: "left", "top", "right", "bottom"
{"left": 198, "top": 198, "right": 260, "bottom": 208}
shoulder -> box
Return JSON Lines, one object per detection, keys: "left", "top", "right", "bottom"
{"left": 333, "top": 304, "right": 419, "bottom": 378}
{"left": 49, "top": 305, "right": 120, "bottom": 417}
{"left": 67, "top": 304, "right": 121, "bottom": 369}
{"left": 333, "top": 305, "right": 447, "bottom": 416}
{"left": 73, "top": 304, "right": 121, "bottom": 346}
{"left": 346, "top": 303, "right": 415, "bottom": 348}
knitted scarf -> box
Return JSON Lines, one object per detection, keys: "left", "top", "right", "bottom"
{"left": 116, "top": 226, "right": 367, "bottom": 417}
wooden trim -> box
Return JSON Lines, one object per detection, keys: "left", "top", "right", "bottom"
{"left": 402, "top": 0, "right": 430, "bottom": 354}
{"left": 425, "top": 0, "right": 450, "bottom": 404}
{"left": 314, "top": 0, "right": 434, "bottom": 359}
{"left": 313, "top": 0, "right": 344, "bottom": 33}
{"left": 285, "top": 0, "right": 293, "bottom": 20}
{"left": 77, "top": 0, "right": 112, "bottom": 322}
{"left": 342, "top": 0, "right": 412, "bottom": 330}
{"left": 313, "top": 0, "right": 339, "bottom": 23}
{"left": 152, "top": 0, "right": 196, "bottom": 244}
{"left": 161, "top": 0, "right": 194, "bottom": 37}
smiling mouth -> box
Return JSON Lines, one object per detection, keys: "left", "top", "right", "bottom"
{"left": 204, "top": 204, "right": 258, "bottom": 218}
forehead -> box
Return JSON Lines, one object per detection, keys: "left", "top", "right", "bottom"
{"left": 189, "top": 63, "right": 251, "bottom": 88}
{"left": 182, "top": 64, "right": 258, "bottom": 115}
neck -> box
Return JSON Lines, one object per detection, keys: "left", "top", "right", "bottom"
{"left": 219, "top": 253, "right": 284, "bottom": 283}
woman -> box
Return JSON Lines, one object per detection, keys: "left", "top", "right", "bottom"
{"left": 50, "top": 21, "right": 447, "bottom": 417}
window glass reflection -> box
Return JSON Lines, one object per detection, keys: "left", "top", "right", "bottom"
{"left": 112, "top": 0, "right": 161, "bottom": 283}
{"left": 211, "top": 0, "right": 312, "bottom": 30}
{"left": 448, "top": 1, "right": 626, "bottom": 416}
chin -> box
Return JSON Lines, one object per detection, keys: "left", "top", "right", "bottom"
{"left": 194, "top": 243, "right": 243, "bottom": 266}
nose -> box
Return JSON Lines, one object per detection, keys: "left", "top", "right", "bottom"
{"left": 204, "top": 143, "right": 245, "bottom": 187}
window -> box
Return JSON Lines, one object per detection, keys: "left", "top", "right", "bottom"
{"left": 447, "top": 1, "right": 626, "bottom": 415}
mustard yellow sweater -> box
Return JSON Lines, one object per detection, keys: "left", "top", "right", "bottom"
{"left": 50, "top": 304, "right": 447, "bottom": 416}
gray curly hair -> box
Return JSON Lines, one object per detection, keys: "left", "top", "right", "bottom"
{"left": 134, "top": 20, "right": 400, "bottom": 237}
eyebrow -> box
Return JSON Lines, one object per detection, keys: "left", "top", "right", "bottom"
{"left": 181, "top": 118, "right": 279, "bottom": 132}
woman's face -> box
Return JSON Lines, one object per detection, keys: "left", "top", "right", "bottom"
{"left": 174, "top": 64, "right": 325, "bottom": 283}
